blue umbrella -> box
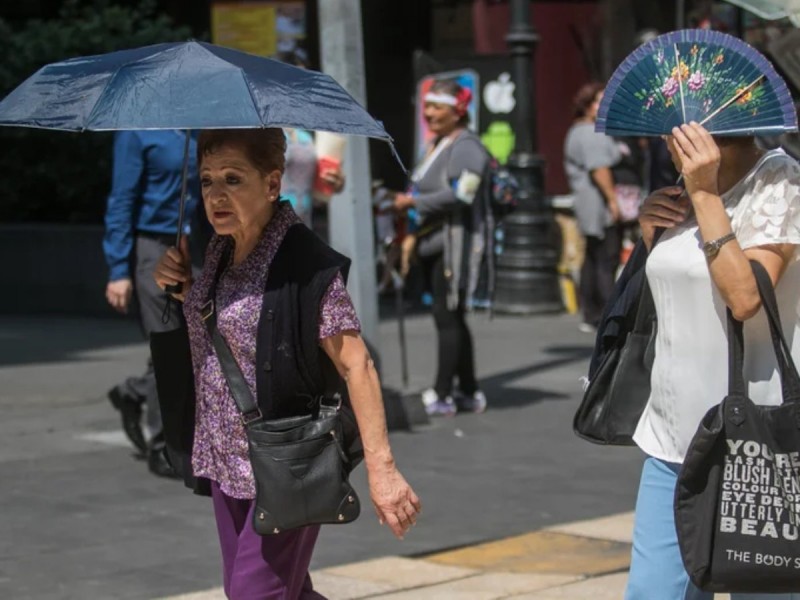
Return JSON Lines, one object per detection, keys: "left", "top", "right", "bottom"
{"left": 0, "top": 40, "right": 391, "bottom": 137}
{"left": 0, "top": 41, "right": 398, "bottom": 282}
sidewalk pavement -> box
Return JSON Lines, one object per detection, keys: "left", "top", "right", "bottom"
{"left": 161, "top": 511, "right": 736, "bottom": 600}
{"left": 158, "top": 511, "right": 634, "bottom": 600}
{"left": 155, "top": 512, "right": 646, "bottom": 600}
{"left": 0, "top": 310, "right": 650, "bottom": 599}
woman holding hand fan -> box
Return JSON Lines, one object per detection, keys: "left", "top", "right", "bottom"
{"left": 594, "top": 30, "right": 800, "bottom": 600}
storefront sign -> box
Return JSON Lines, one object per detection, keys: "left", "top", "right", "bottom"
{"left": 211, "top": 1, "right": 306, "bottom": 59}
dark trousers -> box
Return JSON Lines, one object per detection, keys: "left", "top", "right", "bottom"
{"left": 580, "top": 225, "right": 621, "bottom": 326}
{"left": 113, "top": 234, "right": 185, "bottom": 436}
{"left": 422, "top": 253, "right": 478, "bottom": 398}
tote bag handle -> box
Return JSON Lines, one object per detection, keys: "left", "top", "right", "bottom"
{"left": 727, "top": 260, "right": 800, "bottom": 403}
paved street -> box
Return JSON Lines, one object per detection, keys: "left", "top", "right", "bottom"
{"left": 0, "top": 308, "right": 647, "bottom": 599}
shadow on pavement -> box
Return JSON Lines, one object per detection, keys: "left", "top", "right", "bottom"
{"left": 480, "top": 344, "right": 592, "bottom": 410}
{"left": 0, "top": 315, "right": 144, "bottom": 367}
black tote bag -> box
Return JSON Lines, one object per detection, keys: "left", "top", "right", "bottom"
{"left": 675, "top": 260, "right": 800, "bottom": 593}
{"left": 574, "top": 239, "right": 658, "bottom": 445}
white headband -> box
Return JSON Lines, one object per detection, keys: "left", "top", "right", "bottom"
{"left": 424, "top": 92, "right": 458, "bottom": 107}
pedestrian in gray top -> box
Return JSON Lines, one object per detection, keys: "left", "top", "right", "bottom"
{"left": 393, "top": 79, "right": 489, "bottom": 417}
{"left": 564, "top": 82, "right": 622, "bottom": 331}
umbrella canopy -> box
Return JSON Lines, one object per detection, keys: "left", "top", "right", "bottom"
{"left": 0, "top": 40, "right": 392, "bottom": 143}
{"left": 723, "top": 0, "right": 800, "bottom": 26}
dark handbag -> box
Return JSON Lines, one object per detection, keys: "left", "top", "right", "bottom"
{"left": 675, "top": 260, "right": 800, "bottom": 593}
{"left": 203, "top": 255, "right": 361, "bottom": 535}
{"left": 150, "top": 324, "right": 207, "bottom": 491}
{"left": 574, "top": 238, "right": 659, "bottom": 445}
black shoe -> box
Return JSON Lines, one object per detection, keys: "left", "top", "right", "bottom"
{"left": 147, "top": 449, "right": 180, "bottom": 479}
{"left": 147, "top": 434, "right": 181, "bottom": 479}
{"left": 107, "top": 388, "right": 147, "bottom": 456}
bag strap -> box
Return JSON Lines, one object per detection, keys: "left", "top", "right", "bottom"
{"left": 631, "top": 273, "right": 655, "bottom": 334}
{"left": 630, "top": 228, "right": 665, "bottom": 334}
{"left": 201, "top": 241, "right": 262, "bottom": 425}
{"left": 727, "top": 260, "right": 800, "bottom": 402}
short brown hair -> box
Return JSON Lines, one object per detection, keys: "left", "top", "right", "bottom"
{"left": 197, "top": 128, "right": 287, "bottom": 174}
{"left": 573, "top": 82, "right": 605, "bottom": 119}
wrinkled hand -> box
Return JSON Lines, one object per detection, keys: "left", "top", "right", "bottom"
{"left": 153, "top": 235, "right": 192, "bottom": 302}
{"left": 106, "top": 278, "right": 133, "bottom": 314}
{"left": 320, "top": 168, "right": 346, "bottom": 194}
{"left": 393, "top": 193, "right": 415, "bottom": 212}
{"left": 671, "top": 122, "right": 721, "bottom": 197}
{"left": 367, "top": 464, "right": 421, "bottom": 540}
{"left": 638, "top": 186, "right": 690, "bottom": 248}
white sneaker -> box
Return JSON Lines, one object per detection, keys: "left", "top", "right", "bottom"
{"left": 421, "top": 388, "right": 457, "bottom": 417}
{"left": 421, "top": 388, "right": 438, "bottom": 409}
{"left": 456, "top": 390, "right": 488, "bottom": 414}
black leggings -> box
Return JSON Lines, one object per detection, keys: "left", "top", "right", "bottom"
{"left": 421, "top": 253, "right": 478, "bottom": 398}
{"left": 580, "top": 225, "right": 621, "bottom": 326}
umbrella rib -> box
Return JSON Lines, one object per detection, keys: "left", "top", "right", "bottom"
{"left": 83, "top": 65, "right": 131, "bottom": 128}
{"left": 235, "top": 67, "right": 265, "bottom": 127}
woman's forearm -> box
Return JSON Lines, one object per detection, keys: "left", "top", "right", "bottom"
{"left": 590, "top": 166, "right": 618, "bottom": 207}
{"left": 414, "top": 188, "right": 457, "bottom": 217}
{"left": 320, "top": 331, "right": 420, "bottom": 538}
{"left": 692, "top": 191, "right": 760, "bottom": 319}
{"left": 322, "top": 333, "right": 396, "bottom": 471}
{"left": 344, "top": 357, "right": 396, "bottom": 471}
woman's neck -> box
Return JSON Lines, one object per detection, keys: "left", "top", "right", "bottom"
{"left": 717, "top": 144, "right": 766, "bottom": 196}
{"left": 437, "top": 126, "right": 464, "bottom": 142}
{"left": 231, "top": 209, "right": 275, "bottom": 265}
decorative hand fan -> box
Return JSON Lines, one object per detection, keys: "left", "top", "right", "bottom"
{"left": 596, "top": 29, "right": 798, "bottom": 137}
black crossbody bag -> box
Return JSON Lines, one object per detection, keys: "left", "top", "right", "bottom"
{"left": 203, "top": 246, "right": 361, "bottom": 535}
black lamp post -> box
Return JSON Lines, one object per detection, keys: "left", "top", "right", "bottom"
{"left": 492, "top": 0, "right": 563, "bottom": 314}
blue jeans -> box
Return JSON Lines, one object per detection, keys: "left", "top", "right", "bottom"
{"left": 625, "top": 457, "right": 800, "bottom": 600}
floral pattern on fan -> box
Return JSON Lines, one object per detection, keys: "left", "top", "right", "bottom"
{"left": 597, "top": 29, "right": 797, "bottom": 137}
{"left": 636, "top": 42, "right": 766, "bottom": 118}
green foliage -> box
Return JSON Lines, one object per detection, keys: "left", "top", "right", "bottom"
{"left": 0, "top": 0, "right": 193, "bottom": 222}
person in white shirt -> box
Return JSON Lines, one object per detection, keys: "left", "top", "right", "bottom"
{"left": 625, "top": 121, "right": 800, "bottom": 600}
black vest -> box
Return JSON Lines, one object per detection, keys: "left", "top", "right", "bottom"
{"left": 151, "top": 223, "right": 351, "bottom": 496}
{"left": 254, "top": 223, "right": 351, "bottom": 419}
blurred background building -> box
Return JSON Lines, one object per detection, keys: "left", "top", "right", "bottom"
{"left": 1, "top": 0, "right": 798, "bottom": 315}
{"left": 5, "top": 0, "right": 798, "bottom": 205}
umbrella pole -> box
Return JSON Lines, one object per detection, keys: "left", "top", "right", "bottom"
{"left": 174, "top": 129, "right": 192, "bottom": 248}
{"left": 164, "top": 129, "right": 192, "bottom": 295}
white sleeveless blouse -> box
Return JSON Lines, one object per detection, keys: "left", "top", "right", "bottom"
{"left": 634, "top": 149, "right": 800, "bottom": 464}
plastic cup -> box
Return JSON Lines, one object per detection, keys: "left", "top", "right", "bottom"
{"left": 314, "top": 155, "right": 342, "bottom": 197}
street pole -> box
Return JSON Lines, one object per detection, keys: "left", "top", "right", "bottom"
{"left": 493, "top": 0, "right": 562, "bottom": 314}
{"left": 317, "top": 0, "right": 379, "bottom": 346}
{"left": 676, "top": 0, "right": 686, "bottom": 29}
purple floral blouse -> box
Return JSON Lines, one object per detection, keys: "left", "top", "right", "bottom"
{"left": 183, "top": 203, "right": 361, "bottom": 499}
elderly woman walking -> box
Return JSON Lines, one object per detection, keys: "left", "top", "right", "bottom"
{"left": 154, "top": 128, "right": 420, "bottom": 600}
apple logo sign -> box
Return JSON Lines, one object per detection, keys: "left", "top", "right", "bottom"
{"left": 483, "top": 73, "right": 516, "bottom": 114}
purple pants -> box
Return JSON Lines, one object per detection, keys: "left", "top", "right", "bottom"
{"left": 211, "top": 481, "right": 326, "bottom": 600}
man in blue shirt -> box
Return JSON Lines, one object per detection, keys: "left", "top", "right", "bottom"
{"left": 103, "top": 129, "right": 200, "bottom": 477}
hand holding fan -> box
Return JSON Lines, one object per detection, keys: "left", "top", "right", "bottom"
{"left": 596, "top": 29, "right": 797, "bottom": 137}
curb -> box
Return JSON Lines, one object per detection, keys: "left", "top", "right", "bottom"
{"left": 159, "top": 512, "right": 638, "bottom": 600}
